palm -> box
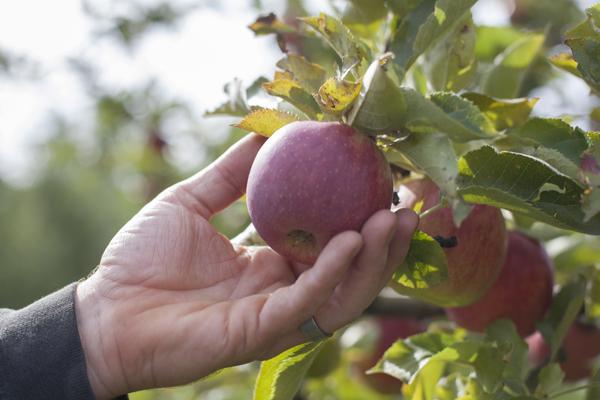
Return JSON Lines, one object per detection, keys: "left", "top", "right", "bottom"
{"left": 98, "top": 189, "right": 303, "bottom": 388}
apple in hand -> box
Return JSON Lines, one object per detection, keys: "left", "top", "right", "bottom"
{"left": 391, "top": 178, "right": 507, "bottom": 307}
{"left": 247, "top": 121, "right": 393, "bottom": 264}
{"left": 446, "top": 231, "right": 554, "bottom": 337}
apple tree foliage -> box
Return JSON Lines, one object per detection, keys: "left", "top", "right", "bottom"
{"left": 209, "top": 1, "right": 600, "bottom": 399}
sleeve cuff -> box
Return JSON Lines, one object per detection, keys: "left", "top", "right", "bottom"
{"left": 0, "top": 283, "right": 127, "bottom": 399}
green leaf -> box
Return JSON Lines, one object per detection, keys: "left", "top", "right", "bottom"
{"left": 534, "top": 363, "right": 565, "bottom": 397}
{"left": 205, "top": 78, "right": 251, "bottom": 117}
{"left": 484, "top": 320, "right": 529, "bottom": 384}
{"left": 549, "top": 53, "right": 582, "bottom": 78}
{"left": 563, "top": 4, "right": 600, "bottom": 93}
{"left": 247, "top": 77, "right": 270, "bottom": 98}
{"left": 403, "top": 90, "right": 495, "bottom": 142}
{"left": 586, "top": 367, "right": 600, "bottom": 400}
{"left": 388, "top": 132, "right": 458, "bottom": 197}
{"left": 348, "top": 55, "right": 407, "bottom": 135}
{"left": 369, "top": 330, "right": 465, "bottom": 382}
{"left": 583, "top": 172, "right": 600, "bottom": 222}
{"left": 300, "top": 13, "right": 369, "bottom": 74}
{"left": 343, "top": 0, "right": 387, "bottom": 25}
{"left": 537, "top": 278, "right": 586, "bottom": 362}
{"left": 388, "top": 0, "right": 477, "bottom": 79}
{"left": 483, "top": 33, "right": 545, "bottom": 98}
{"left": 234, "top": 108, "right": 299, "bottom": 137}
{"left": 248, "top": 13, "right": 296, "bottom": 36}
{"left": 457, "top": 146, "right": 600, "bottom": 235}
{"left": 391, "top": 230, "right": 449, "bottom": 290}
{"left": 554, "top": 236, "right": 600, "bottom": 271}
{"left": 342, "top": 0, "right": 388, "bottom": 40}
{"left": 475, "top": 25, "right": 526, "bottom": 62}
{"left": 507, "top": 118, "right": 590, "bottom": 179}
{"left": 253, "top": 341, "right": 324, "bottom": 400}
{"left": 565, "top": 3, "right": 600, "bottom": 42}
{"left": 462, "top": 93, "right": 538, "bottom": 131}
{"left": 404, "top": 360, "right": 447, "bottom": 400}
{"left": 316, "top": 78, "right": 361, "bottom": 114}
{"left": 276, "top": 54, "right": 327, "bottom": 94}
{"left": 588, "top": 267, "right": 600, "bottom": 320}
{"left": 566, "top": 38, "right": 600, "bottom": 95}
{"left": 263, "top": 78, "right": 322, "bottom": 119}
{"left": 426, "top": 14, "right": 477, "bottom": 91}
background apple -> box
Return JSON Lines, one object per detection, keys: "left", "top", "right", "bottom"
{"left": 246, "top": 121, "right": 393, "bottom": 264}
{"left": 446, "top": 231, "right": 554, "bottom": 337}
{"left": 527, "top": 322, "right": 600, "bottom": 381}
{"left": 391, "top": 179, "right": 507, "bottom": 307}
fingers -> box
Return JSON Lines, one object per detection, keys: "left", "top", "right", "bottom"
{"left": 176, "top": 133, "right": 266, "bottom": 219}
{"left": 258, "top": 231, "right": 363, "bottom": 337}
{"left": 315, "top": 208, "right": 419, "bottom": 332}
{"left": 382, "top": 208, "right": 420, "bottom": 283}
{"left": 325, "top": 210, "right": 398, "bottom": 315}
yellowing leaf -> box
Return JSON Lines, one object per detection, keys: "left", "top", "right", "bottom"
{"left": 300, "top": 13, "right": 369, "bottom": 74}
{"left": 549, "top": 52, "right": 582, "bottom": 78}
{"left": 316, "top": 78, "right": 361, "bottom": 114}
{"left": 263, "top": 79, "right": 322, "bottom": 119}
{"left": 248, "top": 13, "right": 296, "bottom": 36}
{"left": 462, "top": 92, "right": 538, "bottom": 131}
{"left": 276, "top": 54, "right": 327, "bottom": 94}
{"left": 274, "top": 71, "right": 294, "bottom": 81}
{"left": 234, "top": 108, "right": 298, "bottom": 137}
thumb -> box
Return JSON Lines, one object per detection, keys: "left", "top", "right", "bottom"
{"left": 176, "top": 133, "right": 266, "bottom": 219}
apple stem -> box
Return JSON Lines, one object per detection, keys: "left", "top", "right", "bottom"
{"left": 418, "top": 200, "right": 447, "bottom": 220}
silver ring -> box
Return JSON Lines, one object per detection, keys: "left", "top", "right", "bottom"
{"left": 299, "top": 317, "right": 332, "bottom": 341}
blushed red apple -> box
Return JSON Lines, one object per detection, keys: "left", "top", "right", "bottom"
{"left": 391, "top": 178, "right": 507, "bottom": 307}
{"left": 246, "top": 121, "right": 393, "bottom": 264}
{"left": 446, "top": 231, "right": 554, "bottom": 337}
{"left": 527, "top": 323, "right": 600, "bottom": 381}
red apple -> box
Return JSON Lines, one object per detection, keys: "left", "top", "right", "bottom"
{"left": 247, "top": 121, "right": 393, "bottom": 264}
{"left": 390, "top": 179, "right": 507, "bottom": 307}
{"left": 354, "top": 317, "right": 426, "bottom": 394}
{"left": 527, "top": 323, "right": 600, "bottom": 381}
{"left": 446, "top": 231, "right": 554, "bottom": 337}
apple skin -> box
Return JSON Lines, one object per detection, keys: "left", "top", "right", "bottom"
{"left": 247, "top": 121, "right": 393, "bottom": 264}
{"left": 354, "top": 317, "right": 426, "bottom": 394}
{"left": 527, "top": 323, "right": 600, "bottom": 381}
{"left": 446, "top": 231, "right": 554, "bottom": 337}
{"left": 390, "top": 179, "right": 507, "bottom": 307}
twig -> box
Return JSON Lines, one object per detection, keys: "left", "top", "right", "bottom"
{"left": 366, "top": 296, "right": 444, "bottom": 318}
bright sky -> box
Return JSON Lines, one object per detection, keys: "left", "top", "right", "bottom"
{"left": 0, "top": 0, "right": 597, "bottom": 185}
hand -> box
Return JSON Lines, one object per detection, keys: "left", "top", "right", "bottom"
{"left": 75, "top": 133, "right": 419, "bottom": 399}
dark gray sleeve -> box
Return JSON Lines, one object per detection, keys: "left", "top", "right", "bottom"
{"left": 0, "top": 283, "right": 99, "bottom": 399}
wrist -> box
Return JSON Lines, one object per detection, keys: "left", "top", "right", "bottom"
{"left": 75, "top": 276, "right": 124, "bottom": 399}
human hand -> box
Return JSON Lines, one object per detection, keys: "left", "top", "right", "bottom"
{"left": 75, "top": 134, "right": 418, "bottom": 399}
